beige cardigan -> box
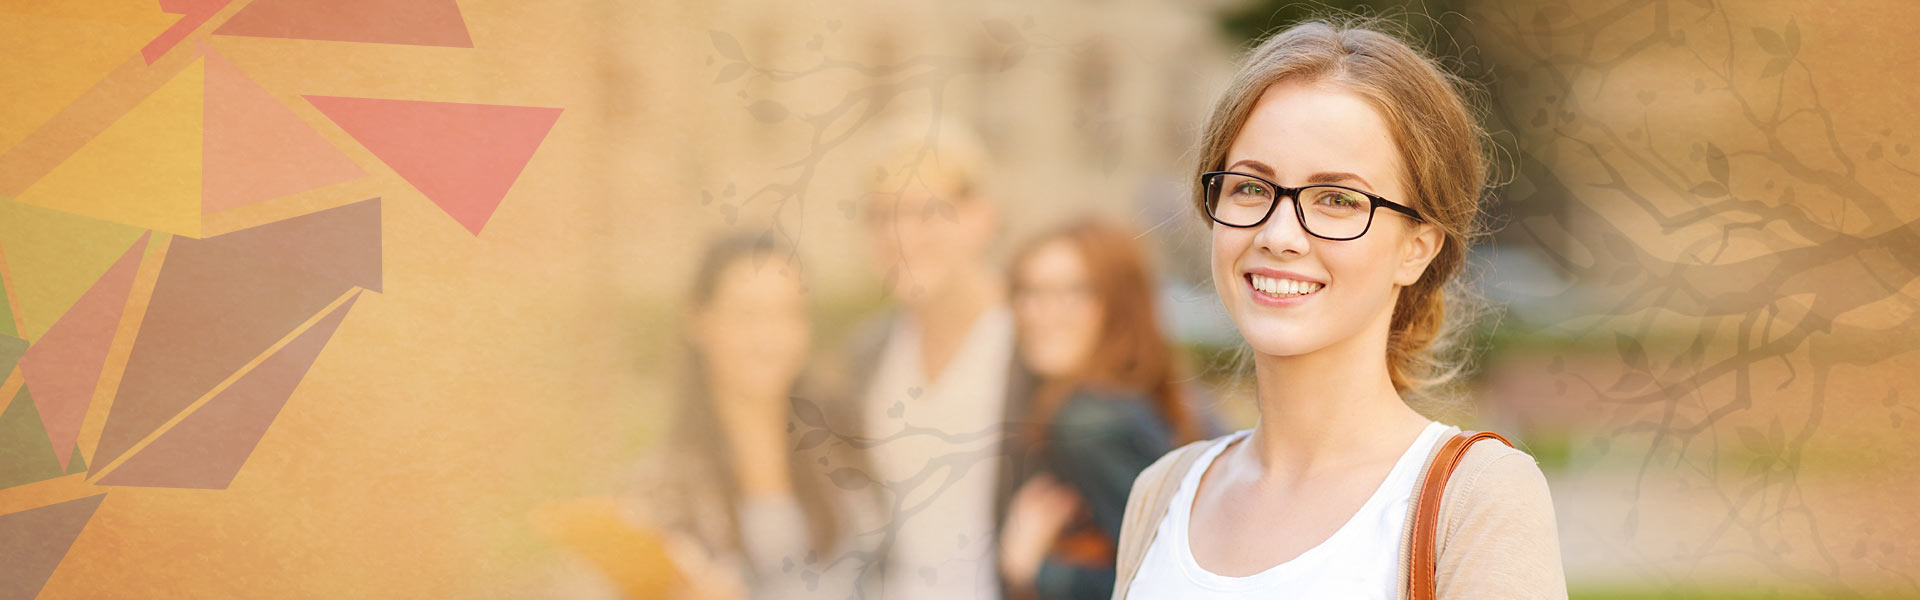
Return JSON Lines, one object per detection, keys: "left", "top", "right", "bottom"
{"left": 1110, "top": 426, "right": 1568, "bottom": 599}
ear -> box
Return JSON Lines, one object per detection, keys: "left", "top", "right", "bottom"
{"left": 1392, "top": 221, "right": 1445, "bottom": 287}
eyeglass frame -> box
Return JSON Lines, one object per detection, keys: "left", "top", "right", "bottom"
{"left": 1199, "top": 170, "right": 1425, "bottom": 240}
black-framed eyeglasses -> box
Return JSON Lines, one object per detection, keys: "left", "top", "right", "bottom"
{"left": 1200, "top": 171, "right": 1424, "bottom": 240}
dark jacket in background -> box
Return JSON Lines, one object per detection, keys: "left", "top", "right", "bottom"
{"left": 1029, "top": 387, "right": 1174, "bottom": 600}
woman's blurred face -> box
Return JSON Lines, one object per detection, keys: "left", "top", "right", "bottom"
{"left": 690, "top": 253, "right": 811, "bottom": 397}
{"left": 1012, "top": 239, "right": 1104, "bottom": 378}
{"left": 1210, "top": 80, "right": 1440, "bottom": 359}
{"left": 864, "top": 177, "right": 995, "bottom": 304}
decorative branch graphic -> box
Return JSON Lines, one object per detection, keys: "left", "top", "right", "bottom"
{"left": 697, "top": 14, "right": 1054, "bottom": 597}
{"left": 680, "top": 1, "right": 1920, "bottom": 597}
{"left": 701, "top": 19, "right": 1034, "bottom": 292}
{"left": 790, "top": 392, "right": 1022, "bottom": 597}
{"left": 1464, "top": 0, "right": 1920, "bottom": 594}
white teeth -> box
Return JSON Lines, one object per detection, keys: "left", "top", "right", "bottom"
{"left": 1248, "top": 274, "right": 1322, "bottom": 297}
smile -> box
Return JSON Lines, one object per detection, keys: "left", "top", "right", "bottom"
{"left": 1245, "top": 272, "right": 1323, "bottom": 304}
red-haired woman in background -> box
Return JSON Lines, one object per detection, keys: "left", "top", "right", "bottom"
{"left": 996, "top": 219, "right": 1205, "bottom": 600}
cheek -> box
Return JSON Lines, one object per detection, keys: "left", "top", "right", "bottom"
{"left": 1321, "top": 241, "right": 1400, "bottom": 308}
{"left": 713, "top": 316, "right": 808, "bottom": 364}
{"left": 767, "top": 318, "right": 810, "bottom": 361}
{"left": 1210, "top": 228, "right": 1249, "bottom": 294}
{"left": 1018, "top": 306, "right": 1100, "bottom": 370}
{"left": 1056, "top": 309, "right": 1100, "bottom": 357}
{"left": 1018, "top": 309, "right": 1064, "bottom": 352}
{"left": 867, "top": 227, "right": 899, "bottom": 264}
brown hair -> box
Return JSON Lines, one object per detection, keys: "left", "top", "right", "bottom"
{"left": 672, "top": 233, "right": 838, "bottom": 558}
{"left": 1194, "top": 18, "right": 1491, "bottom": 399}
{"left": 1010, "top": 219, "right": 1202, "bottom": 447}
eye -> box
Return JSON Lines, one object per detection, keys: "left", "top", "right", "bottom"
{"left": 1232, "top": 181, "right": 1267, "bottom": 197}
{"left": 1312, "top": 188, "right": 1367, "bottom": 209}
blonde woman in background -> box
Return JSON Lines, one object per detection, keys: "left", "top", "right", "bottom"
{"left": 831, "top": 118, "right": 1034, "bottom": 600}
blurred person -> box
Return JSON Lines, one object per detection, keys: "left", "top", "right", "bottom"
{"left": 1110, "top": 18, "right": 1566, "bottom": 599}
{"left": 613, "top": 233, "right": 854, "bottom": 600}
{"left": 831, "top": 117, "right": 1032, "bottom": 600}
{"left": 994, "top": 219, "right": 1204, "bottom": 600}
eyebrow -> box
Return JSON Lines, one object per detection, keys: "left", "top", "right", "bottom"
{"left": 1227, "top": 159, "right": 1375, "bottom": 191}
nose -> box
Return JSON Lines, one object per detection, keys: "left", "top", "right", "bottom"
{"left": 1251, "top": 194, "right": 1311, "bottom": 256}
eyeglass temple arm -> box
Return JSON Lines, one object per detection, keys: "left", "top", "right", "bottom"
{"left": 1375, "top": 199, "right": 1424, "bottom": 222}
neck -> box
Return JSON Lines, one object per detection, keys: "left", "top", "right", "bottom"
{"left": 904, "top": 265, "right": 1003, "bottom": 380}
{"left": 705, "top": 383, "right": 795, "bottom": 497}
{"left": 1243, "top": 316, "right": 1429, "bottom": 477}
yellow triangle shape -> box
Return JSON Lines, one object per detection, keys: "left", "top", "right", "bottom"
{"left": 0, "top": 200, "right": 145, "bottom": 340}
{"left": 18, "top": 59, "right": 203, "bottom": 238}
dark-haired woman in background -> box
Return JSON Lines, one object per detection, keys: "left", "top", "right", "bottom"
{"left": 996, "top": 219, "right": 1205, "bottom": 600}
{"left": 619, "top": 233, "right": 854, "bottom": 600}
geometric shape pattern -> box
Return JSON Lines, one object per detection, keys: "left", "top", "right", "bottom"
{"left": 1, "top": 257, "right": 15, "bottom": 338}
{"left": 0, "top": 494, "right": 106, "bottom": 600}
{"left": 15, "top": 59, "right": 204, "bottom": 237}
{"left": 304, "top": 96, "right": 561, "bottom": 235}
{"left": 1, "top": 386, "right": 68, "bottom": 490}
{"left": 0, "top": 8, "right": 174, "bottom": 153}
{"left": 213, "top": 0, "right": 472, "bottom": 48}
{"left": 96, "top": 292, "right": 357, "bottom": 489}
{"left": 0, "top": 335, "right": 24, "bottom": 377}
{"left": 92, "top": 199, "right": 380, "bottom": 471}
{"left": 202, "top": 49, "right": 364, "bottom": 215}
{"left": 0, "top": 261, "right": 16, "bottom": 338}
{"left": 18, "top": 232, "right": 148, "bottom": 471}
{"left": 141, "top": 0, "right": 232, "bottom": 64}
{"left": 0, "top": 201, "right": 146, "bottom": 341}
{"left": 0, "top": 0, "right": 174, "bottom": 22}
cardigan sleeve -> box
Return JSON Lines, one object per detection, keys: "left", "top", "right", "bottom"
{"left": 1434, "top": 446, "right": 1569, "bottom": 599}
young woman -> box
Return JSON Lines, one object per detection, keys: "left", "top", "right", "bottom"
{"left": 1111, "top": 20, "right": 1566, "bottom": 599}
{"left": 996, "top": 219, "right": 1203, "bottom": 600}
{"left": 620, "top": 233, "right": 852, "bottom": 600}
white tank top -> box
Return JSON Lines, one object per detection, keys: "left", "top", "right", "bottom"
{"left": 1123, "top": 421, "right": 1449, "bottom": 598}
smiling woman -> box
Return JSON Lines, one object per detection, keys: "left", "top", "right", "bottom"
{"left": 1110, "top": 17, "right": 1567, "bottom": 600}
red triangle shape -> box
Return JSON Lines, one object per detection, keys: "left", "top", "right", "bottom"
{"left": 304, "top": 96, "right": 561, "bottom": 235}
{"left": 90, "top": 199, "right": 379, "bottom": 472}
{"left": 0, "top": 494, "right": 106, "bottom": 599}
{"left": 212, "top": 0, "right": 472, "bottom": 48}
{"left": 203, "top": 51, "right": 365, "bottom": 214}
{"left": 143, "top": 0, "right": 233, "bottom": 64}
{"left": 95, "top": 293, "right": 358, "bottom": 489}
{"left": 17, "top": 232, "right": 149, "bottom": 471}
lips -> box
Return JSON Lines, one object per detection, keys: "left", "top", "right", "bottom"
{"left": 1242, "top": 269, "right": 1325, "bottom": 304}
{"left": 1248, "top": 273, "right": 1322, "bottom": 297}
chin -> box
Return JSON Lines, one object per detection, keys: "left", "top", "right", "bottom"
{"left": 1022, "top": 352, "right": 1073, "bottom": 379}
{"left": 1238, "top": 328, "right": 1327, "bottom": 358}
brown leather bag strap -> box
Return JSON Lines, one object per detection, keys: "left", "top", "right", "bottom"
{"left": 1408, "top": 430, "right": 1513, "bottom": 600}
